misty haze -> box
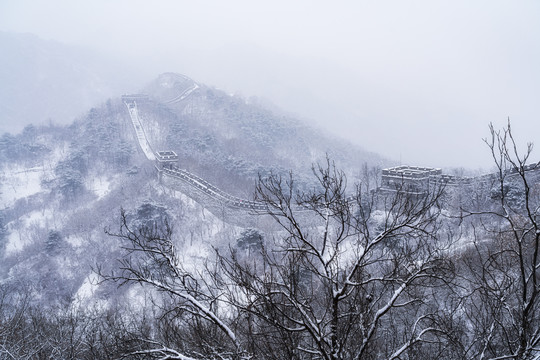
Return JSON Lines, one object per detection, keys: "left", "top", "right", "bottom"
{"left": 1, "top": 1, "right": 540, "bottom": 359}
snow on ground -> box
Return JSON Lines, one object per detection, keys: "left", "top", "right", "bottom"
{"left": 65, "top": 234, "right": 84, "bottom": 248}
{"left": 73, "top": 273, "right": 110, "bottom": 311}
{"left": 74, "top": 272, "right": 99, "bottom": 301}
{"left": 5, "top": 208, "right": 54, "bottom": 255}
{"left": 447, "top": 233, "right": 480, "bottom": 256}
{"left": 180, "top": 237, "right": 212, "bottom": 273}
{"left": 0, "top": 166, "right": 44, "bottom": 207}
{"left": 86, "top": 175, "right": 111, "bottom": 199}
{"left": 5, "top": 230, "right": 26, "bottom": 255}
{"left": 0, "top": 143, "right": 66, "bottom": 208}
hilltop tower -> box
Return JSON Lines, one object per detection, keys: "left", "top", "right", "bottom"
{"left": 155, "top": 150, "right": 178, "bottom": 170}
{"left": 381, "top": 165, "right": 442, "bottom": 193}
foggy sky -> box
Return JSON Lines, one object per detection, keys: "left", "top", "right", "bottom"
{"left": 1, "top": 0, "right": 539, "bottom": 170}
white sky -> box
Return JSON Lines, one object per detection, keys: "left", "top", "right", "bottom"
{"left": 1, "top": 0, "right": 539, "bottom": 169}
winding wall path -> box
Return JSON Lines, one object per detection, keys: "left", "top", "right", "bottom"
{"left": 124, "top": 96, "right": 540, "bottom": 215}
{"left": 125, "top": 101, "right": 155, "bottom": 161}
{"left": 124, "top": 96, "right": 274, "bottom": 213}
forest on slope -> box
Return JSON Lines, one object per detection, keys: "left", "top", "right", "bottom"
{"left": 0, "top": 70, "right": 385, "bottom": 316}
{"left": 1, "top": 112, "right": 540, "bottom": 358}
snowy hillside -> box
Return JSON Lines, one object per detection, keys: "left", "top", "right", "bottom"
{"left": 0, "top": 71, "right": 387, "bottom": 308}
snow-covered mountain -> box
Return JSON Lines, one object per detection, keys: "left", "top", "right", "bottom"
{"left": 0, "top": 71, "right": 387, "bottom": 308}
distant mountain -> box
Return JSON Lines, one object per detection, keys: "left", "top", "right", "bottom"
{"left": 0, "top": 32, "right": 142, "bottom": 134}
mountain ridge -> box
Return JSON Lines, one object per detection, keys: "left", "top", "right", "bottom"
{"left": 0, "top": 70, "right": 389, "bottom": 309}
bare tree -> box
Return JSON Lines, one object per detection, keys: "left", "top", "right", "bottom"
{"left": 459, "top": 121, "right": 540, "bottom": 359}
{"left": 217, "top": 158, "right": 457, "bottom": 360}
{"left": 0, "top": 281, "right": 154, "bottom": 359}
{"left": 99, "top": 158, "right": 461, "bottom": 359}
{"left": 98, "top": 211, "right": 246, "bottom": 360}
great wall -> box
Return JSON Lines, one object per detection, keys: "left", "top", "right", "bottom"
{"left": 122, "top": 94, "right": 540, "bottom": 222}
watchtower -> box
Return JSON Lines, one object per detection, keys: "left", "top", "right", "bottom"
{"left": 381, "top": 165, "right": 442, "bottom": 192}
{"left": 155, "top": 150, "right": 178, "bottom": 170}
